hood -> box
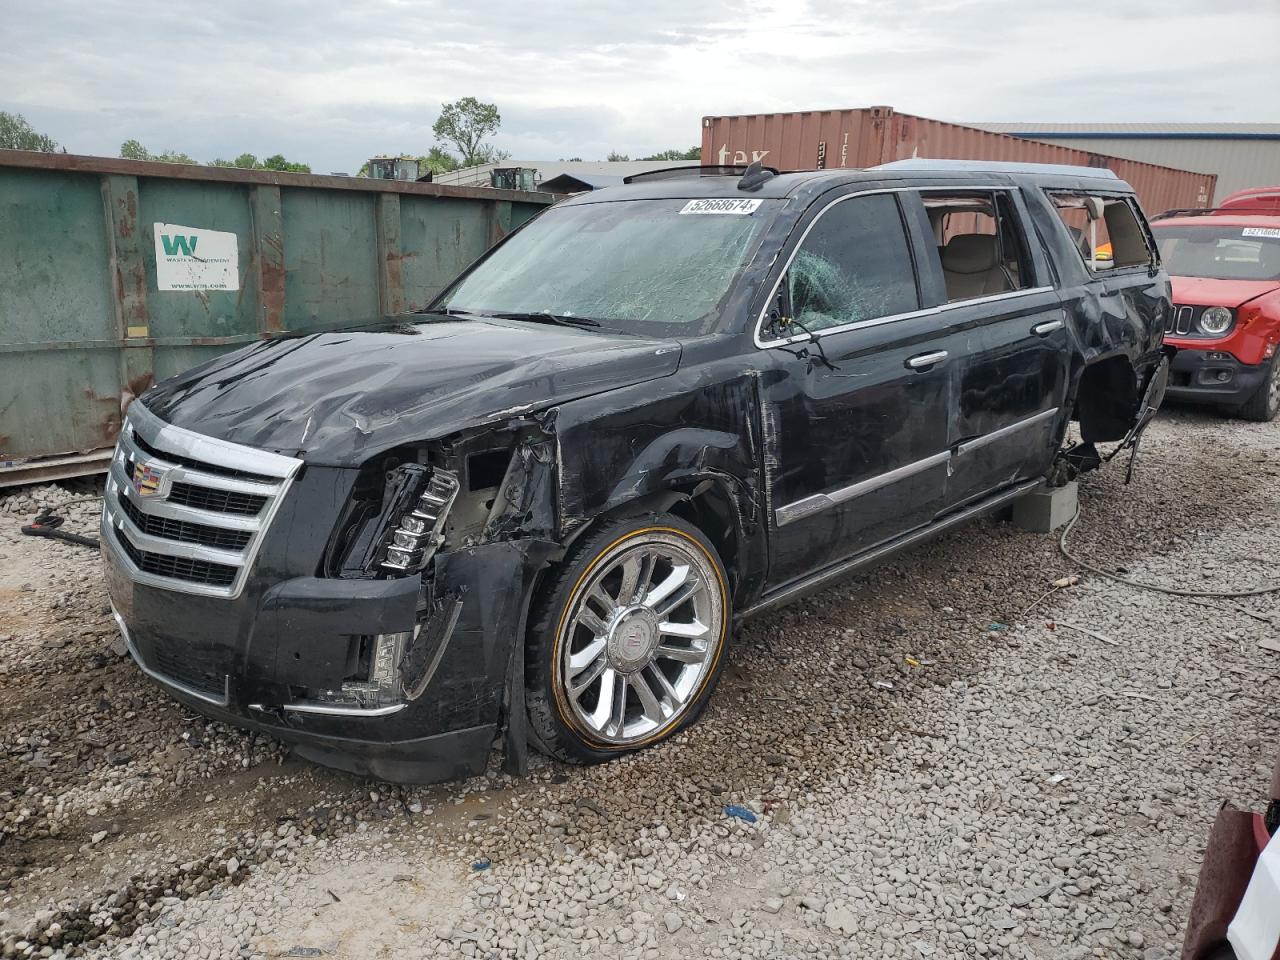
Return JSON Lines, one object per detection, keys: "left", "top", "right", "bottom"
{"left": 1170, "top": 276, "right": 1280, "bottom": 308}
{"left": 140, "top": 317, "right": 682, "bottom": 466}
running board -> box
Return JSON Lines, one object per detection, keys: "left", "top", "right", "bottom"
{"left": 740, "top": 480, "right": 1041, "bottom": 621}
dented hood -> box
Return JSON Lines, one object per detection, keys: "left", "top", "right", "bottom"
{"left": 1171, "top": 276, "right": 1280, "bottom": 308}
{"left": 140, "top": 317, "right": 682, "bottom": 465}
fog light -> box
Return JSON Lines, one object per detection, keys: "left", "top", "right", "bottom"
{"left": 400, "top": 515, "right": 427, "bottom": 535}
{"left": 369, "top": 631, "right": 407, "bottom": 689}
{"left": 1216, "top": 371, "right": 1231, "bottom": 382}
{"left": 386, "top": 547, "right": 413, "bottom": 567}
{"left": 338, "top": 629, "right": 416, "bottom": 706}
{"left": 392, "top": 530, "right": 419, "bottom": 549}
{"left": 1207, "top": 351, "right": 1231, "bottom": 361}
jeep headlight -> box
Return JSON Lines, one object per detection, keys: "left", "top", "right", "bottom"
{"left": 1199, "top": 306, "right": 1233, "bottom": 336}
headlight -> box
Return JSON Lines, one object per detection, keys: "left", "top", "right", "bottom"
{"left": 1199, "top": 306, "right": 1233, "bottom": 336}
{"left": 377, "top": 466, "right": 459, "bottom": 574}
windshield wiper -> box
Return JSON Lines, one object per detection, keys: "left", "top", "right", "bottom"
{"left": 489, "top": 311, "right": 602, "bottom": 329}
{"left": 415, "top": 307, "right": 476, "bottom": 319}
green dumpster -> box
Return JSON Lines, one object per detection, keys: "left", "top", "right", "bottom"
{"left": 0, "top": 150, "right": 552, "bottom": 486}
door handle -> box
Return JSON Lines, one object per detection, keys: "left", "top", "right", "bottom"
{"left": 1032, "top": 319, "right": 1065, "bottom": 336}
{"left": 906, "top": 350, "right": 948, "bottom": 370}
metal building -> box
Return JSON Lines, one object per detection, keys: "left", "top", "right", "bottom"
{"left": 976, "top": 123, "right": 1280, "bottom": 205}
{"left": 432, "top": 159, "right": 682, "bottom": 190}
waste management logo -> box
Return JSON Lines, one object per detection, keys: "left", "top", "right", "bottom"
{"left": 153, "top": 223, "right": 239, "bottom": 291}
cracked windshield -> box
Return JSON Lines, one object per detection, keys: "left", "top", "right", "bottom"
{"left": 437, "top": 198, "right": 777, "bottom": 333}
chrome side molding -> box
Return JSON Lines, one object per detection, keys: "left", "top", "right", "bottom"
{"left": 775, "top": 451, "right": 950, "bottom": 528}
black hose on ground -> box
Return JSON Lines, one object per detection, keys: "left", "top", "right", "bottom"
{"left": 1059, "top": 506, "right": 1280, "bottom": 599}
{"left": 19, "top": 499, "right": 102, "bottom": 549}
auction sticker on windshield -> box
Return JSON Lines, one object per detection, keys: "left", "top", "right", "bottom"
{"left": 1242, "top": 227, "right": 1280, "bottom": 239}
{"left": 679, "top": 199, "right": 763, "bottom": 215}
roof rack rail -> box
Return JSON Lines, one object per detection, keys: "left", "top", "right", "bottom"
{"left": 623, "top": 164, "right": 776, "bottom": 184}
{"left": 874, "top": 158, "right": 1119, "bottom": 179}
{"left": 1151, "top": 206, "right": 1276, "bottom": 220}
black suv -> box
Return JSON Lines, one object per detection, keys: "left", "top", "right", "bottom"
{"left": 102, "top": 160, "right": 1171, "bottom": 782}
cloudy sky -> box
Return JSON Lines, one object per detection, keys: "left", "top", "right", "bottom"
{"left": 3, "top": 0, "right": 1278, "bottom": 173}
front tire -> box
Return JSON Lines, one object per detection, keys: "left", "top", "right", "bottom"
{"left": 1235, "top": 351, "right": 1280, "bottom": 422}
{"left": 525, "top": 513, "right": 730, "bottom": 764}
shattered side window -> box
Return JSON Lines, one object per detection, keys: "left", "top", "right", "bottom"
{"left": 786, "top": 193, "right": 919, "bottom": 331}
{"left": 1047, "top": 192, "right": 1154, "bottom": 272}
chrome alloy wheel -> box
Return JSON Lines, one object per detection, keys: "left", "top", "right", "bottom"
{"left": 557, "top": 531, "right": 724, "bottom": 746}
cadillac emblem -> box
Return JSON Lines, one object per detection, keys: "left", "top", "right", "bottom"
{"left": 131, "top": 461, "right": 165, "bottom": 498}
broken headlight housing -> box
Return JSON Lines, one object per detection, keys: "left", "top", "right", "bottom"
{"left": 1199, "top": 306, "right": 1234, "bottom": 336}
{"left": 375, "top": 464, "right": 459, "bottom": 575}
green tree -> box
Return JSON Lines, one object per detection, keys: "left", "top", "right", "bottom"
{"left": 421, "top": 146, "right": 460, "bottom": 174}
{"left": 641, "top": 147, "right": 701, "bottom": 162}
{"left": 262, "top": 154, "right": 310, "bottom": 173}
{"left": 119, "top": 139, "right": 150, "bottom": 160}
{"left": 210, "top": 152, "right": 263, "bottom": 168}
{"left": 120, "top": 140, "right": 196, "bottom": 164}
{"left": 210, "top": 152, "right": 309, "bottom": 172}
{"left": 433, "top": 97, "right": 505, "bottom": 167}
{"left": 0, "top": 112, "right": 58, "bottom": 151}
{"left": 606, "top": 151, "right": 630, "bottom": 161}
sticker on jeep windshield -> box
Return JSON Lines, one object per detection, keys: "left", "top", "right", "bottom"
{"left": 679, "top": 199, "right": 763, "bottom": 215}
{"left": 1242, "top": 227, "right": 1280, "bottom": 239}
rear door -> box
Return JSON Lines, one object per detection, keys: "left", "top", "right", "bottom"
{"left": 1041, "top": 190, "right": 1167, "bottom": 436}
{"left": 906, "top": 187, "right": 1070, "bottom": 511}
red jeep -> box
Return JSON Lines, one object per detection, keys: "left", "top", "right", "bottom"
{"left": 1150, "top": 189, "right": 1280, "bottom": 421}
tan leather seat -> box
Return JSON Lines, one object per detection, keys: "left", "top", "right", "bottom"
{"left": 941, "top": 234, "right": 1012, "bottom": 300}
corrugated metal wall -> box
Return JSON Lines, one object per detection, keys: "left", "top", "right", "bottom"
{"left": 701, "top": 107, "right": 1217, "bottom": 214}
{"left": 983, "top": 135, "right": 1280, "bottom": 205}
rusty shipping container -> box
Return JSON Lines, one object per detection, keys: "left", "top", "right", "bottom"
{"left": 701, "top": 106, "right": 1217, "bottom": 214}
{"left": 0, "top": 150, "right": 553, "bottom": 486}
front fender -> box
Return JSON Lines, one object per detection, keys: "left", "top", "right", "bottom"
{"left": 551, "top": 365, "right": 769, "bottom": 606}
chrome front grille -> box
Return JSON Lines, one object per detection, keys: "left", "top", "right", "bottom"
{"left": 101, "top": 402, "right": 302, "bottom": 599}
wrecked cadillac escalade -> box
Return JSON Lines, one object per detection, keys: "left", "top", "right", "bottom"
{"left": 102, "top": 160, "right": 1171, "bottom": 782}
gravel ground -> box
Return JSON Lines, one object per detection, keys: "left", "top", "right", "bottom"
{"left": 1, "top": 407, "right": 1278, "bottom": 960}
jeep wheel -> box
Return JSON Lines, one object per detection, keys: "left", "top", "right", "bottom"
{"left": 1236, "top": 351, "right": 1280, "bottom": 422}
{"left": 525, "top": 514, "right": 730, "bottom": 764}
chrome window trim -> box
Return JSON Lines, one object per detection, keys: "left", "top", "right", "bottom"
{"left": 111, "top": 606, "right": 231, "bottom": 707}
{"left": 773, "top": 407, "right": 1060, "bottom": 528}
{"left": 753, "top": 184, "right": 1056, "bottom": 349}
{"left": 100, "top": 401, "right": 303, "bottom": 600}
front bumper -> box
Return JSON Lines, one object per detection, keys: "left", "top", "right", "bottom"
{"left": 103, "top": 523, "right": 554, "bottom": 783}
{"left": 1166, "top": 348, "right": 1269, "bottom": 406}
